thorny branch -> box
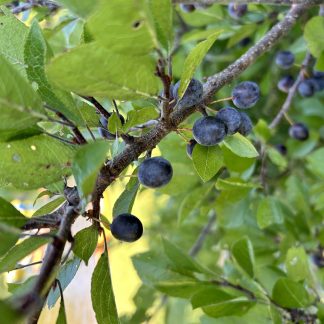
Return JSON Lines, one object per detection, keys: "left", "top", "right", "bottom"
{"left": 18, "top": 3, "right": 318, "bottom": 322}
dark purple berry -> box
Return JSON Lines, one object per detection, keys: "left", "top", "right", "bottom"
{"left": 312, "top": 247, "right": 324, "bottom": 268}
{"left": 216, "top": 107, "right": 241, "bottom": 135}
{"left": 98, "top": 116, "right": 115, "bottom": 140}
{"left": 237, "top": 112, "right": 253, "bottom": 136}
{"left": 238, "top": 37, "right": 251, "bottom": 47}
{"left": 289, "top": 123, "right": 309, "bottom": 141}
{"left": 173, "top": 79, "right": 203, "bottom": 109}
{"left": 232, "top": 81, "right": 260, "bottom": 109}
{"left": 275, "top": 51, "right": 295, "bottom": 69}
{"left": 180, "top": 4, "right": 196, "bottom": 12}
{"left": 275, "top": 144, "right": 287, "bottom": 156}
{"left": 111, "top": 214, "right": 143, "bottom": 242}
{"left": 313, "top": 72, "right": 324, "bottom": 91}
{"left": 277, "top": 75, "right": 294, "bottom": 93}
{"left": 138, "top": 157, "right": 173, "bottom": 188}
{"left": 186, "top": 139, "right": 197, "bottom": 159}
{"left": 193, "top": 116, "right": 226, "bottom": 146}
{"left": 228, "top": 3, "right": 247, "bottom": 19}
{"left": 298, "top": 79, "right": 316, "bottom": 97}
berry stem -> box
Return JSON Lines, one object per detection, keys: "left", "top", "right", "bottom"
{"left": 14, "top": 261, "right": 43, "bottom": 271}
{"left": 92, "top": 217, "right": 111, "bottom": 230}
{"left": 210, "top": 96, "right": 233, "bottom": 104}
{"left": 284, "top": 113, "right": 294, "bottom": 126}
{"left": 175, "top": 130, "right": 190, "bottom": 143}
{"left": 102, "top": 227, "right": 109, "bottom": 254}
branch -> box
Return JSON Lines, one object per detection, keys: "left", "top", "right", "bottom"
{"left": 15, "top": 204, "right": 79, "bottom": 322}
{"left": 44, "top": 105, "right": 87, "bottom": 145}
{"left": 82, "top": 96, "right": 111, "bottom": 119}
{"left": 173, "top": 0, "right": 323, "bottom": 5}
{"left": 22, "top": 207, "right": 65, "bottom": 231}
{"left": 189, "top": 210, "right": 216, "bottom": 257}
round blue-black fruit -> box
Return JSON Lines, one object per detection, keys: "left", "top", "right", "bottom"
{"left": 110, "top": 214, "right": 143, "bottom": 243}
{"left": 289, "top": 123, "right": 309, "bottom": 141}
{"left": 173, "top": 79, "right": 203, "bottom": 108}
{"left": 277, "top": 75, "right": 294, "bottom": 93}
{"left": 98, "top": 116, "right": 115, "bottom": 140}
{"left": 186, "top": 139, "right": 197, "bottom": 159}
{"left": 180, "top": 4, "right": 196, "bottom": 12}
{"left": 275, "top": 51, "right": 295, "bottom": 69}
{"left": 138, "top": 157, "right": 173, "bottom": 188}
{"left": 237, "top": 112, "right": 253, "bottom": 136}
{"left": 232, "top": 81, "right": 260, "bottom": 109}
{"left": 216, "top": 107, "right": 241, "bottom": 135}
{"left": 193, "top": 116, "right": 226, "bottom": 146}
{"left": 228, "top": 3, "right": 247, "bottom": 19}
{"left": 298, "top": 79, "right": 316, "bottom": 97}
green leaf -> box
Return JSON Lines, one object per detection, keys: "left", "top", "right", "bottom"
{"left": 232, "top": 237, "right": 255, "bottom": 278}
{"left": 56, "top": 298, "right": 67, "bottom": 324}
{"left": 162, "top": 238, "right": 210, "bottom": 275}
{"left": 132, "top": 251, "right": 193, "bottom": 286}
{"left": 272, "top": 278, "right": 311, "bottom": 308}
{"left": 0, "top": 55, "right": 46, "bottom": 141}
{"left": 155, "top": 280, "right": 208, "bottom": 298}
{"left": 221, "top": 145, "right": 255, "bottom": 172}
{"left": 178, "top": 183, "right": 213, "bottom": 224}
{"left": 227, "top": 24, "right": 257, "bottom": 49}
{"left": 223, "top": 133, "right": 259, "bottom": 158}
{"left": 315, "top": 52, "right": 324, "bottom": 70}
{"left": 178, "top": 32, "right": 220, "bottom": 98}
{"left": 32, "top": 197, "right": 65, "bottom": 217}
{"left": 304, "top": 16, "right": 324, "bottom": 57}
{"left": 285, "top": 247, "right": 310, "bottom": 282}
{"left": 307, "top": 147, "right": 324, "bottom": 179}
{"left": 148, "top": 0, "right": 173, "bottom": 51}
{"left": 56, "top": 0, "right": 99, "bottom": 17}
{"left": 158, "top": 162, "right": 198, "bottom": 195}
{"left": 122, "top": 107, "right": 158, "bottom": 132}
{"left": 0, "top": 300, "right": 21, "bottom": 324}
{"left": 0, "top": 223, "right": 20, "bottom": 257}
{"left": 0, "top": 237, "right": 50, "bottom": 272}
{"left": 24, "top": 21, "right": 82, "bottom": 126}
{"left": 72, "top": 141, "right": 109, "bottom": 203}
{"left": 7, "top": 276, "right": 37, "bottom": 298}
{"left": 112, "top": 173, "right": 139, "bottom": 217}
{"left": 191, "top": 286, "right": 234, "bottom": 309}
{"left": 216, "top": 178, "right": 258, "bottom": 192}
{"left": 267, "top": 147, "right": 287, "bottom": 171}
{"left": 108, "top": 113, "right": 123, "bottom": 134}
{"left": 256, "top": 196, "right": 284, "bottom": 229}
{"left": 0, "top": 197, "right": 27, "bottom": 227}
{"left": 47, "top": 257, "right": 81, "bottom": 308}
{"left": 72, "top": 225, "right": 98, "bottom": 265}
{"left": 254, "top": 119, "right": 272, "bottom": 143}
{"left": 202, "top": 297, "right": 255, "bottom": 318}
{"left": 0, "top": 9, "right": 28, "bottom": 76}
{"left": 47, "top": 43, "right": 160, "bottom": 100}
{"left": 87, "top": 0, "right": 154, "bottom": 55}
{"left": 192, "top": 144, "right": 223, "bottom": 182}
{"left": 0, "top": 135, "right": 75, "bottom": 189}
{"left": 91, "top": 253, "right": 119, "bottom": 324}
